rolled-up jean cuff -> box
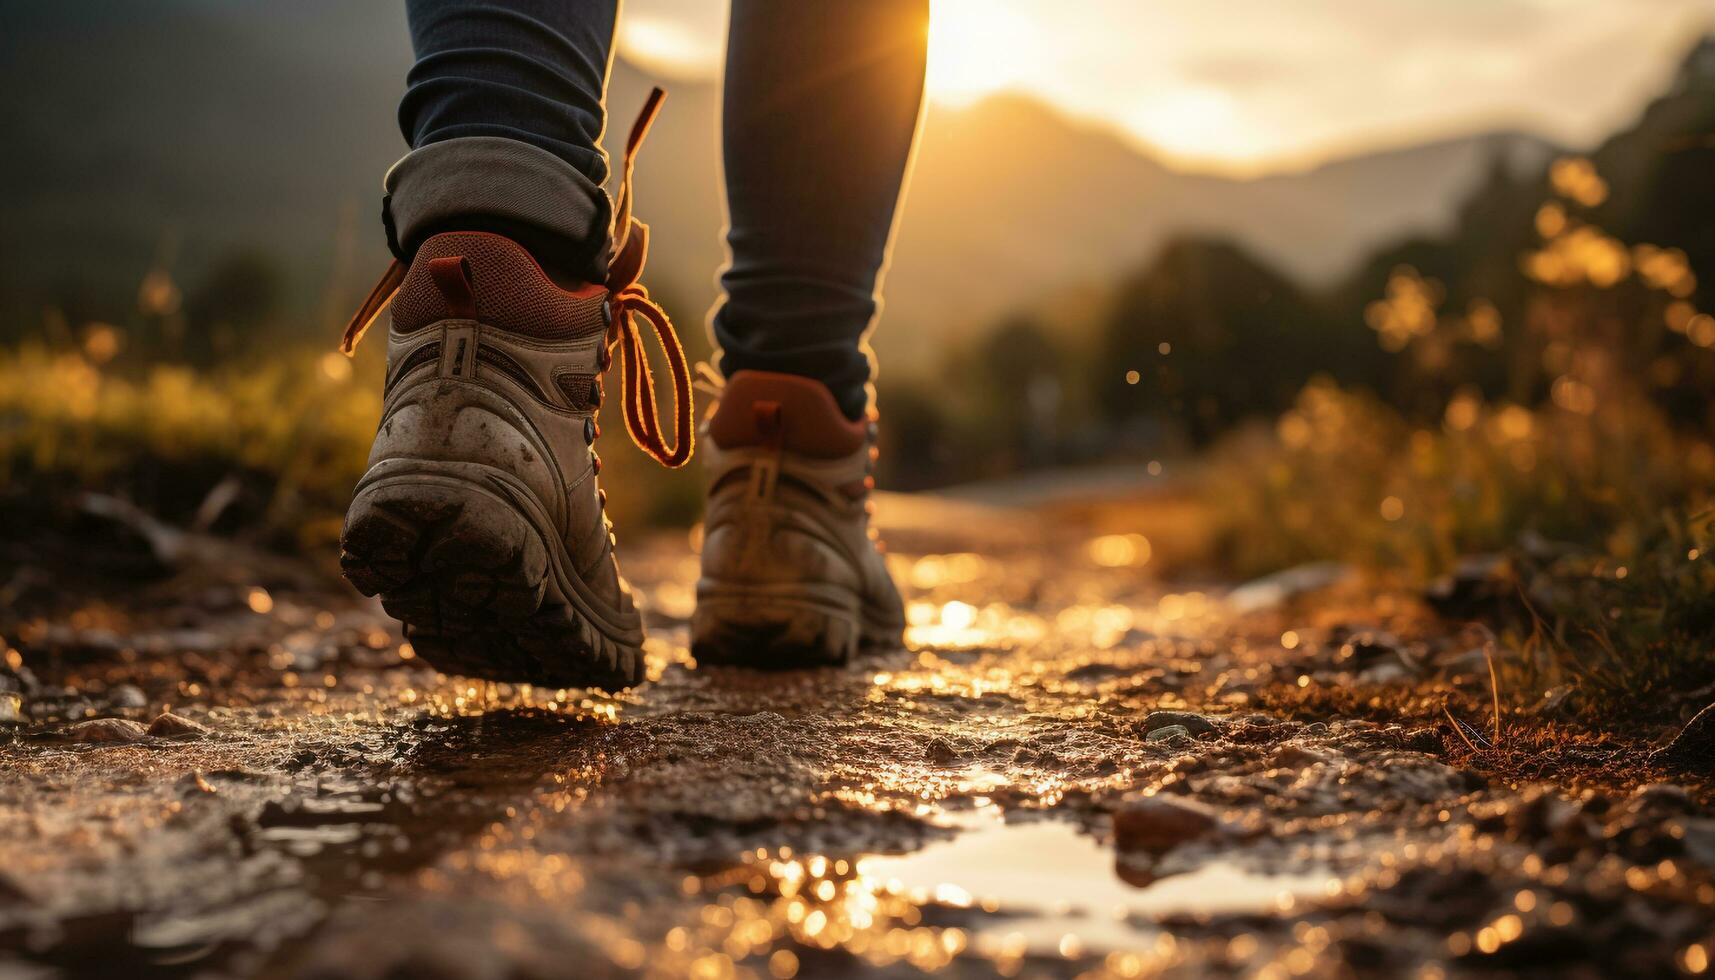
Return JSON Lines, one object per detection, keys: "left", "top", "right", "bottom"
{"left": 383, "top": 136, "right": 609, "bottom": 264}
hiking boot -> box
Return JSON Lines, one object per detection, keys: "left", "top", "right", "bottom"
{"left": 691, "top": 370, "right": 905, "bottom": 667}
{"left": 338, "top": 91, "right": 692, "bottom": 690}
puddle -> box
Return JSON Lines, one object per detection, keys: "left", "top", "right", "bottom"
{"left": 858, "top": 816, "right": 1334, "bottom": 953}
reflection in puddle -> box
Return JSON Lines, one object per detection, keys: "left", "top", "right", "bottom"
{"left": 859, "top": 817, "right": 1333, "bottom": 954}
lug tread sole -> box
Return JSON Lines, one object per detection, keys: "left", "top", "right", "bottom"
{"left": 341, "top": 478, "right": 643, "bottom": 690}
{"left": 690, "top": 590, "right": 901, "bottom": 669}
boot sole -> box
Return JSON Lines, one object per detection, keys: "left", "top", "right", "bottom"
{"left": 340, "top": 467, "right": 644, "bottom": 691}
{"left": 690, "top": 583, "right": 901, "bottom": 669}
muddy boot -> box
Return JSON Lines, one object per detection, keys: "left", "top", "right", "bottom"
{"left": 339, "top": 92, "right": 692, "bottom": 691}
{"left": 692, "top": 371, "right": 905, "bottom": 667}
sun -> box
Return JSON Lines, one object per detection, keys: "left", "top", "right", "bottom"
{"left": 925, "top": 0, "right": 1036, "bottom": 105}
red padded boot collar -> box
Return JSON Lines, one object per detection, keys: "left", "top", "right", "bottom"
{"left": 707, "top": 371, "right": 868, "bottom": 459}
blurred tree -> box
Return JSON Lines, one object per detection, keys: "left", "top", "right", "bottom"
{"left": 1095, "top": 237, "right": 1362, "bottom": 445}
{"left": 183, "top": 251, "right": 282, "bottom": 363}
{"left": 970, "top": 315, "right": 1068, "bottom": 469}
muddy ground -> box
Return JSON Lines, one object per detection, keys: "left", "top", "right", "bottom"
{"left": 2, "top": 491, "right": 1713, "bottom": 979}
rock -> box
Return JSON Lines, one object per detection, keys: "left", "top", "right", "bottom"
{"left": 1506, "top": 787, "right": 1590, "bottom": 840}
{"left": 0, "top": 694, "right": 20, "bottom": 725}
{"left": 1424, "top": 553, "right": 1516, "bottom": 619}
{"left": 1649, "top": 702, "right": 1715, "bottom": 775}
{"left": 1140, "top": 710, "right": 1218, "bottom": 738}
{"left": 60, "top": 718, "right": 146, "bottom": 743}
{"left": 147, "top": 712, "right": 210, "bottom": 738}
{"left": 1225, "top": 562, "right": 1353, "bottom": 614}
{"left": 107, "top": 684, "right": 148, "bottom": 710}
{"left": 1626, "top": 782, "right": 1696, "bottom": 815}
{"left": 11, "top": 663, "right": 39, "bottom": 695}
{"left": 1334, "top": 631, "right": 1420, "bottom": 672}
{"left": 1679, "top": 818, "right": 1715, "bottom": 867}
{"left": 1113, "top": 794, "right": 1220, "bottom": 853}
{"left": 923, "top": 736, "right": 960, "bottom": 764}
{"left": 1358, "top": 661, "right": 1415, "bottom": 685}
{"left": 73, "top": 492, "right": 186, "bottom": 576}
{"left": 1270, "top": 744, "right": 1336, "bottom": 768}
{"left": 1145, "top": 725, "right": 1192, "bottom": 743}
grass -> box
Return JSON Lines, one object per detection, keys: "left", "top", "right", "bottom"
{"left": 0, "top": 342, "right": 381, "bottom": 549}
{"left": 0, "top": 338, "right": 704, "bottom": 551}
{"left": 1201, "top": 158, "right": 1715, "bottom": 722}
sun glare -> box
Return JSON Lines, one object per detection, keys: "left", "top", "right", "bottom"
{"left": 925, "top": 0, "right": 1036, "bottom": 106}
{"left": 617, "top": 15, "right": 722, "bottom": 79}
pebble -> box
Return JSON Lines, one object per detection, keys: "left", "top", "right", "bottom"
{"left": 61, "top": 718, "right": 147, "bottom": 743}
{"left": 1627, "top": 783, "right": 1695, "bottom": 814}
{"left": 1113, "top": 794, "right": 1220, "bottom": 853}
{"left": 923, "top": 736, "right": 960, "bottom": 764}
{"left": 0, "top": 663, "right": 42, "bottom": 698}
{"left": 1145, "top": 724, "right": 1192, "bottom": 743}
{"left": 147, "top": 712, "right": 210, "bottom": 738}
{"left": 107, "top": 684, "right": 148, "bottom": 710}
{"left": 0, "top": 694, "right": 20, "bottom": 724}
{"left": 1140, "top": 710, "right": 1218, "bottom": 738}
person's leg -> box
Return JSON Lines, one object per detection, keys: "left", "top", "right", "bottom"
{"left": 693, "top": 1, "right": 926, "bottom": 666}
{"left": 388, "top": 0, "right": 619, "bottom": 283}
{"left": 711, "top": 0, "right": 929, "bottom": 421}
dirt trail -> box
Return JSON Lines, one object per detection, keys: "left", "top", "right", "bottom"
{"left": 2, "top": 493, "right": 1713, "bottom": 978}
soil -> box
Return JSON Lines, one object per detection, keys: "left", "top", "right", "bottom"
{"left": 2, "top": 491, "right": 1712, "bottom": 979}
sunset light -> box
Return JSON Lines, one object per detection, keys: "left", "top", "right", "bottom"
{"left": 615, "top": 0, "right": 1714, "bottom": 173}
{"left": 923, "top": 0, "right": 1035, "bottom": 106}
{"left": 8, "top": 1, "right": 1715, "bottom": 976}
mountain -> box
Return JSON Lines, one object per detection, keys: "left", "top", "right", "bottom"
{"left": 0, "top": 0, "right": 1556, "bottom": 364}
{"left": 882, "top": 97, "right": 1552, "bottom": 359}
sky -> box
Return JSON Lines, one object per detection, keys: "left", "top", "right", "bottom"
{"left": 616, "top": 0, "right": 1715, "bottom": 176}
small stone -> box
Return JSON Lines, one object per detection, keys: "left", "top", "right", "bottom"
{"left": 1627, "top": 782, "right": 1696, "bottom": 814}
{"left": 0, "top": 694, "right": 20, "bottom": 724}
{"left": 1114, "top": 794, "right": 1220, "bottom": 854}
{"left": 1270, "top": 744, "right": 1336, "bottom": 768}
{"left": 107, "top": 684, "right": 148, "bottom": 710}
{"left": 147, "top": 712, "right": 210, "bottom": 738}
{"left": 1358, "top": 661, "right": 1414, "bottom": 685}
{"left": 1140, "top": 711, "right": 1218, "bottom": 738}
{"left": 1145, "top": 724, "right": 1192, "bottom": 743}
{"left": 923, "top": 736, "right": 960, "bottom": 764}
{"left": 61, "top": 718, "right": 146, "bottom": 744}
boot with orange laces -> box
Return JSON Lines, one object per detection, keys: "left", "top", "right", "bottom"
{"left": 691, "top": 369, "right": 905, "bottom": 667}
{"left": 338, "top": 92, "right": 691, "bottom": 691}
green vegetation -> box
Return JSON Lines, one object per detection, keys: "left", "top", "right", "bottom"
{"left": 0, "top": 341, "right": 381, "bottom": 550}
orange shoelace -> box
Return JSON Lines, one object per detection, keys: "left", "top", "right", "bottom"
{"left": 340, "top": 87, "right": 693, "bottom": 469}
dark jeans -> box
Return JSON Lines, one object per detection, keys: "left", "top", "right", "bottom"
{"left": 389, "top": 0, "right": 928, "bottom": 420}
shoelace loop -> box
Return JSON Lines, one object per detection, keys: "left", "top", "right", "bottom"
{"left": 340, "top": 87, "right": 693, "bottom": 469}
{"left": 603, "top": 88, "right": 693, "bottom": 468}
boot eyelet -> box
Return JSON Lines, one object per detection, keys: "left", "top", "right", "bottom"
{"left": 584, "top": 417, "right": 597, "bottom": 444}
{"left": 590, "top": 382, "right": 603, "bottom": 408}
{"left": 601, "top": 298, "right": 613, "bottom": 328}
{"left": 591, "top": 452, "right": 602, "bottom": 475}
{"left": 597, "top": 488, "right": 608, "bottom": 509}
{"left": 598, "top": 346, "right": 613, "bottom": 372}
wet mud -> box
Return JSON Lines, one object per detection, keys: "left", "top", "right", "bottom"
{"left": 2, "top": 494, "right": 1712, "bottom": 978}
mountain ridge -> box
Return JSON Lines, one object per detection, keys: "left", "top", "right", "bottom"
{"left": 0, "top": 0, "right": 1562, "bottom": 362}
